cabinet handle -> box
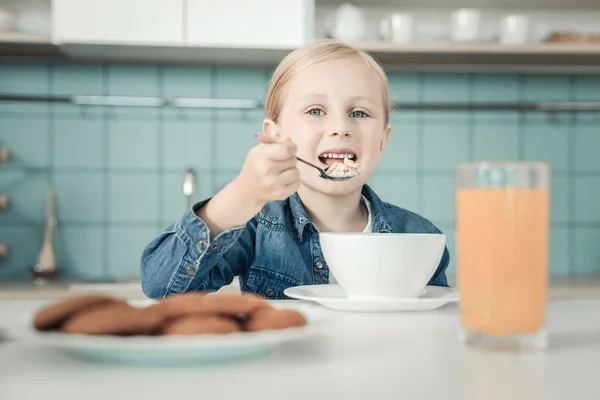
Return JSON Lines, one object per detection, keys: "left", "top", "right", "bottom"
{"left": 0, "top": 195, "right": 8, "bottom": 210}
{"left": 0, "top": 148, "right": 8, "bottom": 163}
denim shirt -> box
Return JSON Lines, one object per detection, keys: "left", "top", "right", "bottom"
{"left": 140, "top": 184, "right": 450, "bottom": 299}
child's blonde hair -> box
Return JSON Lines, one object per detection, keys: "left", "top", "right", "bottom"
{"left": 265, "top": 40, "right": 390, "bottom": 126}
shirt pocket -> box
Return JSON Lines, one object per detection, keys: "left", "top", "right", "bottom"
{"left": 244, "top": 265, "right": 304, "bottom": 300}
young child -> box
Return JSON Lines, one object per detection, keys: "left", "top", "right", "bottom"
{"left": 140, "top": 40, "right": 449, "bottom": 299}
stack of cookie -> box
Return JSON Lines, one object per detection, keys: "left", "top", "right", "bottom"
{"left": 33, "top": 292, "right": 307, "bottom": 336}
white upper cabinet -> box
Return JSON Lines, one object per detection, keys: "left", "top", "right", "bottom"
{"left": 52, "top": 0, "right": 184, "bottom": 45}
{"left": 186, "top": 0, "right": 314, "bottom": 48}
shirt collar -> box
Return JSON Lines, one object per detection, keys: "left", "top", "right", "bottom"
{"left": 288, "top": 184, "right": 393, "bottom": 241}
{"left": 361, "top": 185, "right": 393, "bottom": 233}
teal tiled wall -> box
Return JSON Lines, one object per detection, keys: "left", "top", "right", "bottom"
{"left": 1, "top": 62, "right": 600, "bottom": 281}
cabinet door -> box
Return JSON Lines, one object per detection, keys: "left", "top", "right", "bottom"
{"left": 186, "top": 0, "right": 314, "bottom": 48}
{"left": 52, "top": 0, "right": 184, "bottom": 45}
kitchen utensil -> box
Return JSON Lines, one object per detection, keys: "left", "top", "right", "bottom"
{"left": 380, "top": 13, "right": 414, "bottom": 43}
{"left": 296, "top": 157, "right": 359, "bottom": 181}
{"left": 0, "top": 148, "right": 9, "bottom": 163}
{"left": 455, "top": 161, "right": 550, "bottom": 351}
{"left": 451, "top": 9, "right": 481, "bottom": 42}
{"left": 254, "top": 133, "right": 360, "bottom": 182}
{"left": 0, "top": 8, "right": 16, "bottom": 31}
{"left": 31, "top": 188, "right": 58, "bottom": 284}
{"left": 499, "top": 14, "right": 530, "bottom": 45}
{"left": 0, "top": 195, "right": 8, "bottom": 210}
{"left": 183, "top": 168, "right": 197, "bottom": 207}
{"left": 325, "top": 3, "right": 366, "bottom": 42}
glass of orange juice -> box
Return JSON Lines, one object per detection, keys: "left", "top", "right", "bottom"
{"left": 455, "top": 161, "right": 551, "bottom": 350}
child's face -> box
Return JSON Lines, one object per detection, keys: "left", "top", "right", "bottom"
{"left": 264, "top": 56, "right": 391, "bottom": 197}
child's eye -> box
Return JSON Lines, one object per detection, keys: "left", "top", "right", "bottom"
{"left": 307, "top": 108, "right": 324, "bottom": 116}
{"left": 350, "top": 110, "right": 369, "bottom": 118}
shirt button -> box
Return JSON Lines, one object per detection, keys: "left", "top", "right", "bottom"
{"left": 299, "top": 217, "right": 304, "bottom": 223}
{"left": 185, "top": 266, "right": 196, "bottom": 276}
{"left": 315, "top": 261, "right": 323, "bottom": 270}
{"left": 197, "top": 240, "right": 205, "bottom": 250}
{"left": 265, "top": 288, "right": 275, "bottom": 297}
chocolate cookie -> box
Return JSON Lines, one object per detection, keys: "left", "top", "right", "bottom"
{"left": 149, "top": 292, "right": 207, "bottom": 319}
{"left": 33, "top": 293, "right": 117, "bottom": 331}
{"left": 244, "top": 307, "right": 307, "bottom": 332}
{"left": 61, "top": 302, "right": 165, "bottom": 335}
{"left": 156, "top": 292, "right": 268, "bottom": 319}
{"left": 200, "top": 293, "right": 270, "bottom": 316}
{"left": 160, "top": 315, "right": 242, "bottom": 335}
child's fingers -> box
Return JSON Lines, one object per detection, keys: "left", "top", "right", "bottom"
{"left": 253, "top": 132, "right": 297, "bottom": 160}
{"left": 261, "top": 141, "right": 297, "bottom": 161}
{"left": 254, "top": 132, "right": 277, "bottom": 144}
{"left": 272, "top": 157, "right": 297, "bottom": 173}
{"left": 278, "top": 166, "right": 300, "bottom": 186}
{"left": 281, "top": 178, "right": 301, "bottom": 195}
{"left": 253, "top": 132, "right": 291, "bottom": 144}
{"left": 270, "top": 171, "right": 300, "bottom": 200}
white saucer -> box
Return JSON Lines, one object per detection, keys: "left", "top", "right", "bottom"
{"left": 283, "top": 284, "right": 458, "bottom": 312}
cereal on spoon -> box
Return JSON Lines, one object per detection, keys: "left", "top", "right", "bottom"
{"left": 326, "top": 157, "right": 360, "bottom": 178}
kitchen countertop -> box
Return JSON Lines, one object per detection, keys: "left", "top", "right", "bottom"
{"left": 0, "top": 299, "right": 599, "bottom": 400}
{"left": 0, "top": 278, "right": 242, "bottom": 300}
{"left": 1, "top": 273, "right": 599, "bottom": 300}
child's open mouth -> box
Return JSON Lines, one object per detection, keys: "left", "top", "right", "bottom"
{"left": 318, "top": 151, "right": 357, "bottom": 167}
{"left": 318, "top": 150, "right": 360, "bottom": 178}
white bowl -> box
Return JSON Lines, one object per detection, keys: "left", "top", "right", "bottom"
{"left": 319, "top": 233, "right": 446, "bottom": 300}
{"left": 0, "top": 9, "right": 16, "bottom": 31}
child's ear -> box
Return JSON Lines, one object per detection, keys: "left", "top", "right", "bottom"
{"left": 380, "top": 124, "right": 392, "bottom": 152}
{"left": 262, "top": 119, "right": 280, "bottom": 139}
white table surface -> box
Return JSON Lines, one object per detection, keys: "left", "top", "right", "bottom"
{"left": 0, "top": 299, "right": 599, "bottom": 400}
{"left": 3, "top": 273, "right": 600, "bottom": 300}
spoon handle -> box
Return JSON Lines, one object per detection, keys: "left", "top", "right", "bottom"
{"left": 295, "top": 156, "right": 317, "bottom": 169}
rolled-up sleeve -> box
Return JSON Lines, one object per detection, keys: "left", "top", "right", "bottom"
{"left": 140, "top": 199, "right": 255, "bottom": 298}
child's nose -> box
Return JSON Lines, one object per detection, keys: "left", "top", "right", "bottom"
{"left": 328, "top": 130, "right": 351, "bottom": 138}
{"left": 326, "top": 117, "right": 352, "bottom": 138}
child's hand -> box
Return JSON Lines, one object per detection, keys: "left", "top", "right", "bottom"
{"left": 237, "top": 133, "right": 300, "bottom": 206}
{"left": 195, "top": 133, "right": 299, "bottom": 237}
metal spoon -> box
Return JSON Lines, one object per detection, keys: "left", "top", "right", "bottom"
{"left": 254, "top": 133, "right": 360, "bottom": 181}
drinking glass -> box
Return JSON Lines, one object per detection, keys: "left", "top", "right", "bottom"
{"left": 455, "top": 161, "right": 551, "bottom": 350}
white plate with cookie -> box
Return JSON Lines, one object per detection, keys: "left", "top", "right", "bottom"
{"left": 6, "top": 293, "right": 331, "bottom": 365}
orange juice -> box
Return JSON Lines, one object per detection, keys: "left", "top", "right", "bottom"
{"left": 456, "top": 188, "right": 549, "bottom": 337}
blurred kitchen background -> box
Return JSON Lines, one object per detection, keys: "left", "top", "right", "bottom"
{"left": 1, "top": 0, "right": 600, "bottom": 284}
